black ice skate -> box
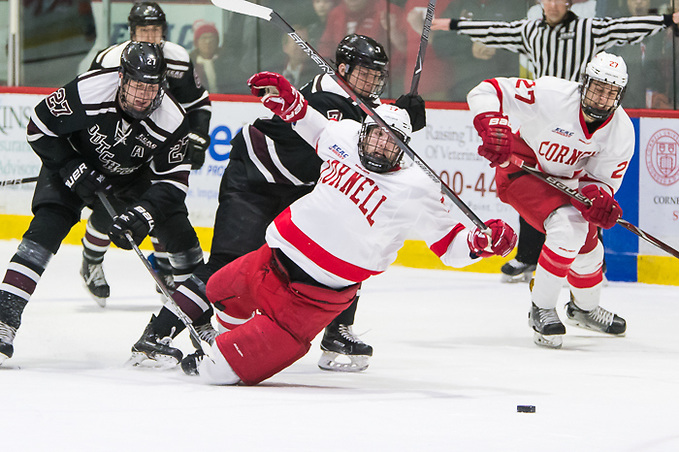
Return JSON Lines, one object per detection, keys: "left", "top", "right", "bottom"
{"left": 501, "top": 259, "right": 536, "bottom": 283}
{"left": 128, "top": 316, "right": 183, "bottom": 368}
{"left": 80, "top": 258, "right": 110, "bottom": 307}
{"left": 318, "top": 322, "right": 373, "bottom": 372}
{"left": 528, "top": 302, "right": 566, "bottom": 349}
{"left": 565, "top": 295, "right": 626, "bottom": 336}
{"left": 0, "top": 320, "right": 17, "bottom": 364}
{"left": 180, "top": 350, "right": 205, "bottom": 376}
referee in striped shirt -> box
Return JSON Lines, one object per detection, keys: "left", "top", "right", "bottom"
{"left": 431, "top": 0, "right": 679, "bottom": 82}
{"left": 432, "top": 0, "right": 679, "bottom": 284}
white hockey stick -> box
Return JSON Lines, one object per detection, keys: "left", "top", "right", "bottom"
{"left": 96, "top": 192, "right": 214, "bottom": 357}
{"left": 509, "top": 155, "right": 679, "bottom": 259}
{"left": 211, "top": 0, "right": 487, "bottom": 230}
{"left": 0, "top": 176, "right": 38, "bottom": 186}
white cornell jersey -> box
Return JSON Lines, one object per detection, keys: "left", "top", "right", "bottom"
{"left": 265, "top": 108, "right": 477, "bottom": 289}
{"left": 467, "top": 76, "right": 635, "bottom": 194}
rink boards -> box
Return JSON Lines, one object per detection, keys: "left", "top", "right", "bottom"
{"left": 0, "top": 90, "right": 677, "bottom": 285}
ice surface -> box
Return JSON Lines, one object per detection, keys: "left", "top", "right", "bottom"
{"left": 0, "top": 239, "right": 677, "bottom": 451}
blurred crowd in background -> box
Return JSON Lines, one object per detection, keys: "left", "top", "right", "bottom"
{"left": 1, "top": 0, "right": 678, "bottom": 109}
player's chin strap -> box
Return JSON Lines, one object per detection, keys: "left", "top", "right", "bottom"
{"left": 508, "top": 155, "right": 679, "bottom": 259}
{"left": 210, "top": 0, "right": 489, "bottom": 235}
{"left": 95, "top": 192, "right": 215, "bottom": 360}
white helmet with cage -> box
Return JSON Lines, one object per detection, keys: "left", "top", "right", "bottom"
{"left": 358, "top": 104, "right": 412, "bottom": 173}
{"left": 580, "top": 52, "right": 628, "bottom": 121}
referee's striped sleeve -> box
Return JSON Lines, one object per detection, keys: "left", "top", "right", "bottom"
{"left": 591, "top": 15, "right": 669, "bottom": 48}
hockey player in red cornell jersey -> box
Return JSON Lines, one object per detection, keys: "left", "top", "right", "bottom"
{"left": 467, "top": 51, "right": 631, "bottom": 349}
{"left": 179, "top": 71, "right": 518, "bottom": 385}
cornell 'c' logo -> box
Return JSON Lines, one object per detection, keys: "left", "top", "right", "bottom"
{"left": 646, "top": 128, "right": 679, "bottom": 186}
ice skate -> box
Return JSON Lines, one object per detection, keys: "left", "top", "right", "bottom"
{"left": 180, "top": 350, "right": 205, "bottom": 376}
{"left": 80, "top": 258, "right": 110, "bottom": 307}
{"left": 565, "top": 295, "right": 626, "bottom": 335}
{"left": 128, "top": 316, "right": 183, "bottom": 368}
{"left": 0, "top": 320, "right": 17, "bottom": 364}
{"left": 318, "top": 322, "right": 373, "bottom": 372}
{"left": 501, "top": 259, "right": 536, "bottom": 283}
{"left": 528, "top": 302, "right": 566, "bottom": 349}
{"left": 148, "top": 253, "right": 175, "bottom": 294}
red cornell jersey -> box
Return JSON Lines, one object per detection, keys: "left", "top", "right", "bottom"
{"left": 467, "top": 76, "right": 635, "bottom": 195}
{"left": 265, "top": 108, "right": 477, "bottom": 289}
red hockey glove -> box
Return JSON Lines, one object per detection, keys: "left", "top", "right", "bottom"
{"left": 247, "top": 71, "right": 308, "bottom": 123}
{"left": 109, "top": 205, "right": 155, "bottom": 250}
{"left": 467, "top": 219, "right": 517, "bottom": 259}
{"left": 571, "top": 185, "right": 622, "bottom": 229}
{"left": 473, "top": 112, "right": 512, "bottom": 167}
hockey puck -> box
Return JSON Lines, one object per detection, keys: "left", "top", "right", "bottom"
{"left": 517, "top": 405, "right": 536, "bottom": 413}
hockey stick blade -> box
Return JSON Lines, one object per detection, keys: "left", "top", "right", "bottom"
{"left": 509, "top": 155, "right": 679, "bottom": 259}
{"left": 210, "top": 0, "right": 272, "bottom": 20}
{"left": 0, "top": 176, "right": 38, "bottom": 187}
{"left": 409, "top": 0, "right": 437, "bottom": 95}
{"left": 211, "top": 0, "right": 486, "bottom": 229}
{"left": 95, "top": 192, "right": 215, "bottom": 357}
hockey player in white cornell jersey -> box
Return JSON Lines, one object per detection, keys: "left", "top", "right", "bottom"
{"left": 176, "top": 71, "right": 518, "bottom": 385}
{"left": 467, "top": 51, "right": 632, "bottom": 349}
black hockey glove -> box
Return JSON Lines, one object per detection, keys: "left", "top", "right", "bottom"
{"left": 60, "top": 159, "right": 111, "bottom": 205}
{"left": 188, "top": 131, "right": 210, "bottom": 170}
{"left": 394, "top": 93, "right": 426, "bottom": 132}
{"left": 109, "top": 205, "right": 155, "bottom": 250}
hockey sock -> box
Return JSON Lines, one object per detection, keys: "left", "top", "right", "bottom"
{"left": 152, "top": 306, "right": 187, "bottom": 338}
{"left": 82, "top": 218, "right": 110, "bottom": 264}
{"left": 168, "top": 245, "right": 204, "bottom": 285}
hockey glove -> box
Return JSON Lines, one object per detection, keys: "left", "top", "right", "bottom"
{"left": 247, "top": 71, "right": 308, "bottom": 123}
{"left": 473, "top": 112, "right": 512, "bottom": 168}
{"left": 188, "top": 131, "right": 210, "bottom": 170}
{"left": 109, "top": 205, "right": 155, "bottom": 250}
{"left": 571, "top": 184, "right": 622, "bottom": 229}
{"left": 467, "top": 219, "right": 517, "bottom": 259}
{"left": 60, "top": 159, "right": 111, "bottom": 205}
{"left": 394, "top": 93, "right": 426, "bottom": 132}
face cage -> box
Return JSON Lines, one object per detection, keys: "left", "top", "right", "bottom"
{"left": 358, "top": 124, "right": 405, "bottom": 173}
{"left": 130, "top": 23, "right": 167, "bottom": 41}
{"left": 580, "top": 78, "right": 624, "bottom": 121}
{"left": 119, "top": 78, "right": 164, "bottom": 119}
{"left": 347, "top": 64, "right": 388, "bottom": 101}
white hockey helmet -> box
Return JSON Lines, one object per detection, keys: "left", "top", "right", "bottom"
{"left": 358, "top": 104, "right": 412, "bottom": 173}
{"left": 580, "top": 52, "right": 628, "bottom": 121}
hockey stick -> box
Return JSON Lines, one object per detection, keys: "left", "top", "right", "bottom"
{"left": 210, "top": 0, "right": 486, "bottom": 230}
{"left": 409, "top": 0, "right": 437, "bottom": 95}
{"left": 0, "top": 176, "right": 38, "bottom": 187}
{"left": 509, "top": 155, "right": 679, "bottom": 259}
{"left": 95, "top": 192, "right": 213, "bottom": 355}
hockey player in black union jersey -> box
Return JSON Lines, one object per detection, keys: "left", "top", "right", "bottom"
{"left": 130, "top": 34, "right": 426, "bottom": 373}
{"left": 0, "top": 42, "right": 203, "bottom": 365}
{"left": 80, "top": 2, "right": 212, "bottom": 306}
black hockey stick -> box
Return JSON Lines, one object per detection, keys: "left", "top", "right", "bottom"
{"left": 409, "top": 0, "right": 437, "bottom": 95}
{"left": 95, "top": 192, "right": 213, "bottom": 355}
{"left": 210, "top": 0, "right": 486, "bottom": 230}
{"left": 509, "top": 155, "right": 679, "bottom": 259}
{"left": 0, "top": 176, "right": 38, "bottom": 187}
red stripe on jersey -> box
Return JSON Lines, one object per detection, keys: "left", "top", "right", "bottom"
{"left": 430, "top": 223, "right": 466, "bottom": 258}
{"left": 567, "top": 268, "right": 603, "bottom": 289}
{"left": 537, "top": 246, "right": 575, "bottom": 278}
{"left": 485, "top": 79, "right": 504, "bottom": 115}
{"left": 273, "top": 208, "right": 382, "bottom": 282}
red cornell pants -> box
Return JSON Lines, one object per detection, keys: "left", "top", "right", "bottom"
{"left": 205, "top": 245, "right": 359, "bottom": 385}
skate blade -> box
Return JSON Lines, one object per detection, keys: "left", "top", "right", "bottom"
{"left": 500, "top": 272, "right": 533, "bottom": 284}
{"left": 318, "top": 351, "right": 369, "bottom": 372}
{"left": 532, "top": 331, "right": 563, "bottom": 349}
{"left": 126, "top": 352, "right": 179, "bottom": 369}
{"left": 81, "top": 282, "right": 107, "bottom": 307}
{"left": 0, "top": 353, "right": 9, "bottom": 365}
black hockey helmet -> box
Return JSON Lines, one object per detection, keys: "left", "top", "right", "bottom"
{"left": 119, "top": 42, "right": 166, "bottom": 119}
{"left": 128, "top": 2, "right": 167, "bottom": 39}
{"left": 336, "top": 34, "right": 389, "bottom": 100}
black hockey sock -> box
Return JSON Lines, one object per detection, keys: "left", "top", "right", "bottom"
{"left": 332, "top": 295, "right": 359, "bottom": 326}
{"left": 515, "top": 216, "right": 545, "bottom": 265}
{"left": 152, "top": 306, "right": 187, "bottom": 338}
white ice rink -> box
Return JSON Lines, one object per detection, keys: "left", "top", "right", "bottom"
{"left": 0, "top": 239, "right": 678, "bottom": 451}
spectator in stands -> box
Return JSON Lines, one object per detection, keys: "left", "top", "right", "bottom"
{"left": 191, "top": 20, "right": 221, "bottom": 93}
{"left": 280, "top": 27, "right": 321, "bottom": 87}
{"left": 307, "top": 0, "right": 339, "bottom": 46}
